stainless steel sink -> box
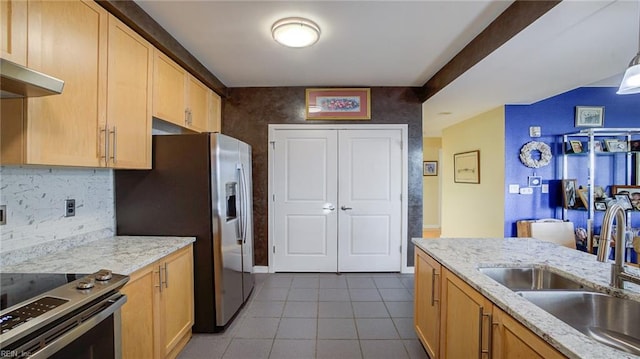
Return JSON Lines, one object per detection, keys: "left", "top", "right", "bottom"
{"left": 478, "top": 266, "right": 588, "bottom": 291}
{"left": 519, "top": 291, "right": 640, "bottom": 356}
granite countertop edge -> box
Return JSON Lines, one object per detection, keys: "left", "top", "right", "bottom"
{"left": 412, "top": 237, "right": 640, "bottom": 359}
{"left": 2, "top": 236, "right": 196, "bottom": 276}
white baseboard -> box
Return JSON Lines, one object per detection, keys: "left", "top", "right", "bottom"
{"left": 253, "top": 266, "right": 269, "bottom": 273}
{"left": 402, "top": 266, "right": 415, "bottom": 274}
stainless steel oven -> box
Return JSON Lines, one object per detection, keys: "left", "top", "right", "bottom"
{"left": 0, "top": 270, "right": 129, "bottom": 359}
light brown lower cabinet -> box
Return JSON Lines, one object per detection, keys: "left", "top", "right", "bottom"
{"left": 415, "top": 248, "right": 566, "bottom": 359}
{"left": 492, "top": 306, "right": 565, "bottom": 359}
{"left": 121, "top": 245, "right": 194, "bottom": 359}
{"left": 414, "top": 248, "right": 440, "bottom": 358}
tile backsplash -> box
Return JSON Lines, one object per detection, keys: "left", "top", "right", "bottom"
{"left": 0, "top": 166, "right": 115, "bottom": 253}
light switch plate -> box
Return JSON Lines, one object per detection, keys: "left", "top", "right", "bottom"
{"left": 509, "top": 184, "right": 520, "bottom": 194}
{"left": 541, "top": 184, "right": 549, "bottom": 193}
{"left": 529, "top": 126, "right": 541, "bottom": 137}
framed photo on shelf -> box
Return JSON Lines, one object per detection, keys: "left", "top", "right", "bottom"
{"left": 612, "top": 185, "right": 640, "bottom": 210}
{"left": 638, "top": 156, "right": 640, "bottom": 185}
{"left": 574, "top": 106, "right": 604, "bottom": 127}
{"left": 423, "top": 161, "right": 438, "bottom": 176}
{"left": 561, "top": 179, "right": 578, "bottom": 209}
{"left": 577, "top": 188, "right": 589, "bottom": 209}
{"left": 604, "top": 139, "right": 628, "bottom": 152}
{"left": 569, "top": 140, "right": 583, "bottom": 153}
{"left": 615, "top": 193, "right": 634, "bottom": 210}
{"left": 631, "top": 140, "right": 640, "bottom": 152}
{"left": 453, "top": 150, "right": 480, "bottom": 184}
{"left": 594, "top": 201, "right": 607, "bottom": 211}
{"left": 592, "top": 140, "right": 604, "bottom": 152}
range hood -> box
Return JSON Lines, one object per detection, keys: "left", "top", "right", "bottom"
{"left": 1, "top": 58, "right": 64, "bottom": 98}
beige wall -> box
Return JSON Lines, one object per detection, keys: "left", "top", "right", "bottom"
{"left": 423, "top": 137, "right": 441, "bottom": 228}
{"left": 441, "top": 107, "right": 505, "bottom": 237}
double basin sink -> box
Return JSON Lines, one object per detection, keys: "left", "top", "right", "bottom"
{"left": 478, "top": 266, "right": 640, "bottom": 356}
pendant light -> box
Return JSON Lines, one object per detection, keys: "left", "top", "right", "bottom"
{"left": 271, "top": 17, "right": 320, "bottom": 48}
{"left": 617, "top": 2, "right": 640, "bottom": 94}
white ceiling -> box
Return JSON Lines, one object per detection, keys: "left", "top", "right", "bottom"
{"left": 134, "top": 0, "right": 639, "bottom": 136}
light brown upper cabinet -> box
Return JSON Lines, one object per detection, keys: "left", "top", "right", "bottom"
{"left": 1, "top": 0, "right": 27, "bottom": 65}
{"left": 186, "top": 75, "right": 209, "bottom": 132}
{"left": 153, "top": 50, "right": 218, "bottom": 133}
{"left": 208, "top": 90, "right": 222, "bottom": 133}
{"left": 152, "top": 51, "right": 187, "bottom": 127}
{"left": 106, "top": 15, "right": 152, "bottom": 169}
{"left": 1, "top": 0, "right": 108, "bottom": 167}
{"left": 1, "top": 1, "right": 153, "bottom": 169}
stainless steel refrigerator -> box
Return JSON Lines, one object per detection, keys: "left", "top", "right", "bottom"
{"left": 114, "top": 133, "right": 254, "bottom": 332}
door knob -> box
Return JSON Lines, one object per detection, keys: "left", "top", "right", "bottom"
{"left": 323, "top": 204, "right": 335, "bottom": 211}
{"left": 340, "top": 206, "right": 353, "bottom": 211}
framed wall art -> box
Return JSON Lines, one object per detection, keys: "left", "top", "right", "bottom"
{"left": 453, "top": 150, "right": 480, "bottom": 184}
{"left": 305, "top": 88, "right": 371, "bottom": 120}
{"left": 423, "top": 161, "right": 438, "bottom": 176}
{"left": 574, "top": 106, "right": 604, "bottom": 127}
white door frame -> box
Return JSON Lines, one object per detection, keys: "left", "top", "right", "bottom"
{"left": 268, "top": 124, "right": 409, "bottom": 273}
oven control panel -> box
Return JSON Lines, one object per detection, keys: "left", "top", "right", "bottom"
{"left": 0, "top": 297, "right": 68, "bottom": 334}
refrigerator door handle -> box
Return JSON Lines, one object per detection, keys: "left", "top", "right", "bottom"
{"left": 238, "top": 164, "right": 249, "bottom": 244}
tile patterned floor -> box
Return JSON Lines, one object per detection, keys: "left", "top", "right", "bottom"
{"left": 178, "top": 272, "right": 428, "bottom": 359}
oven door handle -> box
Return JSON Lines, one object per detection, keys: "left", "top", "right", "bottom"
{"left": 29, "top": 293, "right": 127, "bottom": 359}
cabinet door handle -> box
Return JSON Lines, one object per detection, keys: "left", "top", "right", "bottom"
{"left": 155, "top": 266, "right": 163, "bottom": 293}
{"left": 163, "top": 262, "right": 168, "bottom": 288}
{"left": 478, "top": 307, "right": 492, "bottom": 359}
{"left": 430, "top": 269, "right": 440, "bottom": 306}
{"left": 109, "top": 126, "right": 117, "bottom": 164}
{"left": 340, "top": 206, "right": 352, "bottom": 211}
{"left": 185, "top": 109, "right": 190, "bottom": 126}
{"left": 100, "top": 126, "right": 108, "bottom": 165}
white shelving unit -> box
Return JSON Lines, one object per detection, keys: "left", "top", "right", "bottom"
{"left": 561, "top": 128, "right": 640, "bottom": 251}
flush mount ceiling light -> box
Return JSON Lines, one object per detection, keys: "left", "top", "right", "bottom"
{"left": 271, "top": 17, "right": 320, "bottom": 48}
{"left": 617, "top": 3, "right": 640, "bottom": 94}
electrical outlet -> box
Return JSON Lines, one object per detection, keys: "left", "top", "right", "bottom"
{"left": 0, "top": 205, "right": 6, "bottom": 225}
{"left": 520, "top": 187, "right": 534, "bottom": 195}
{"left": 541, "top": 184, "right": 549, "bottom": 193}
{"left": 65, "top": 199, "right": 76, "bottom": 217}
{"left": 508, "top": 184, "right": 520, "bottom": 194}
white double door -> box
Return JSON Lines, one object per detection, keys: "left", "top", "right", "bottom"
{"left": 272, "top": 127, "right": 403, "bottom": 272}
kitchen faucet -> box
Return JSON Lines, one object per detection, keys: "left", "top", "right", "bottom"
{"left": 597, "top": 203, "right": 640, "bottom": 288}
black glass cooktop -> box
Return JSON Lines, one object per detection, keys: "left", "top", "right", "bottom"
{"left": 0, "top": 273, "right": 85, "bottom": 311}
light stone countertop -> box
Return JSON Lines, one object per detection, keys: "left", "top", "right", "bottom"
{"left": 2, "top": 236, "right": 195, "bottom": 275}
{"left": 412, "top": 237, "right": 640, "bottom": 359}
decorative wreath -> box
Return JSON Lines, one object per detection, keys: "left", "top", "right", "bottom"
{"left": 519, "top": 141, "right": 552, "bottom": 168}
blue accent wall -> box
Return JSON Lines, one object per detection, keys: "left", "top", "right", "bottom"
{"left": 504, "top": 87, "right": 640, "bottom": 239}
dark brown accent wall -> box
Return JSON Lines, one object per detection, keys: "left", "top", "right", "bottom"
{"left": 223, "top": 87, "right": 423, "bottom": 267}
